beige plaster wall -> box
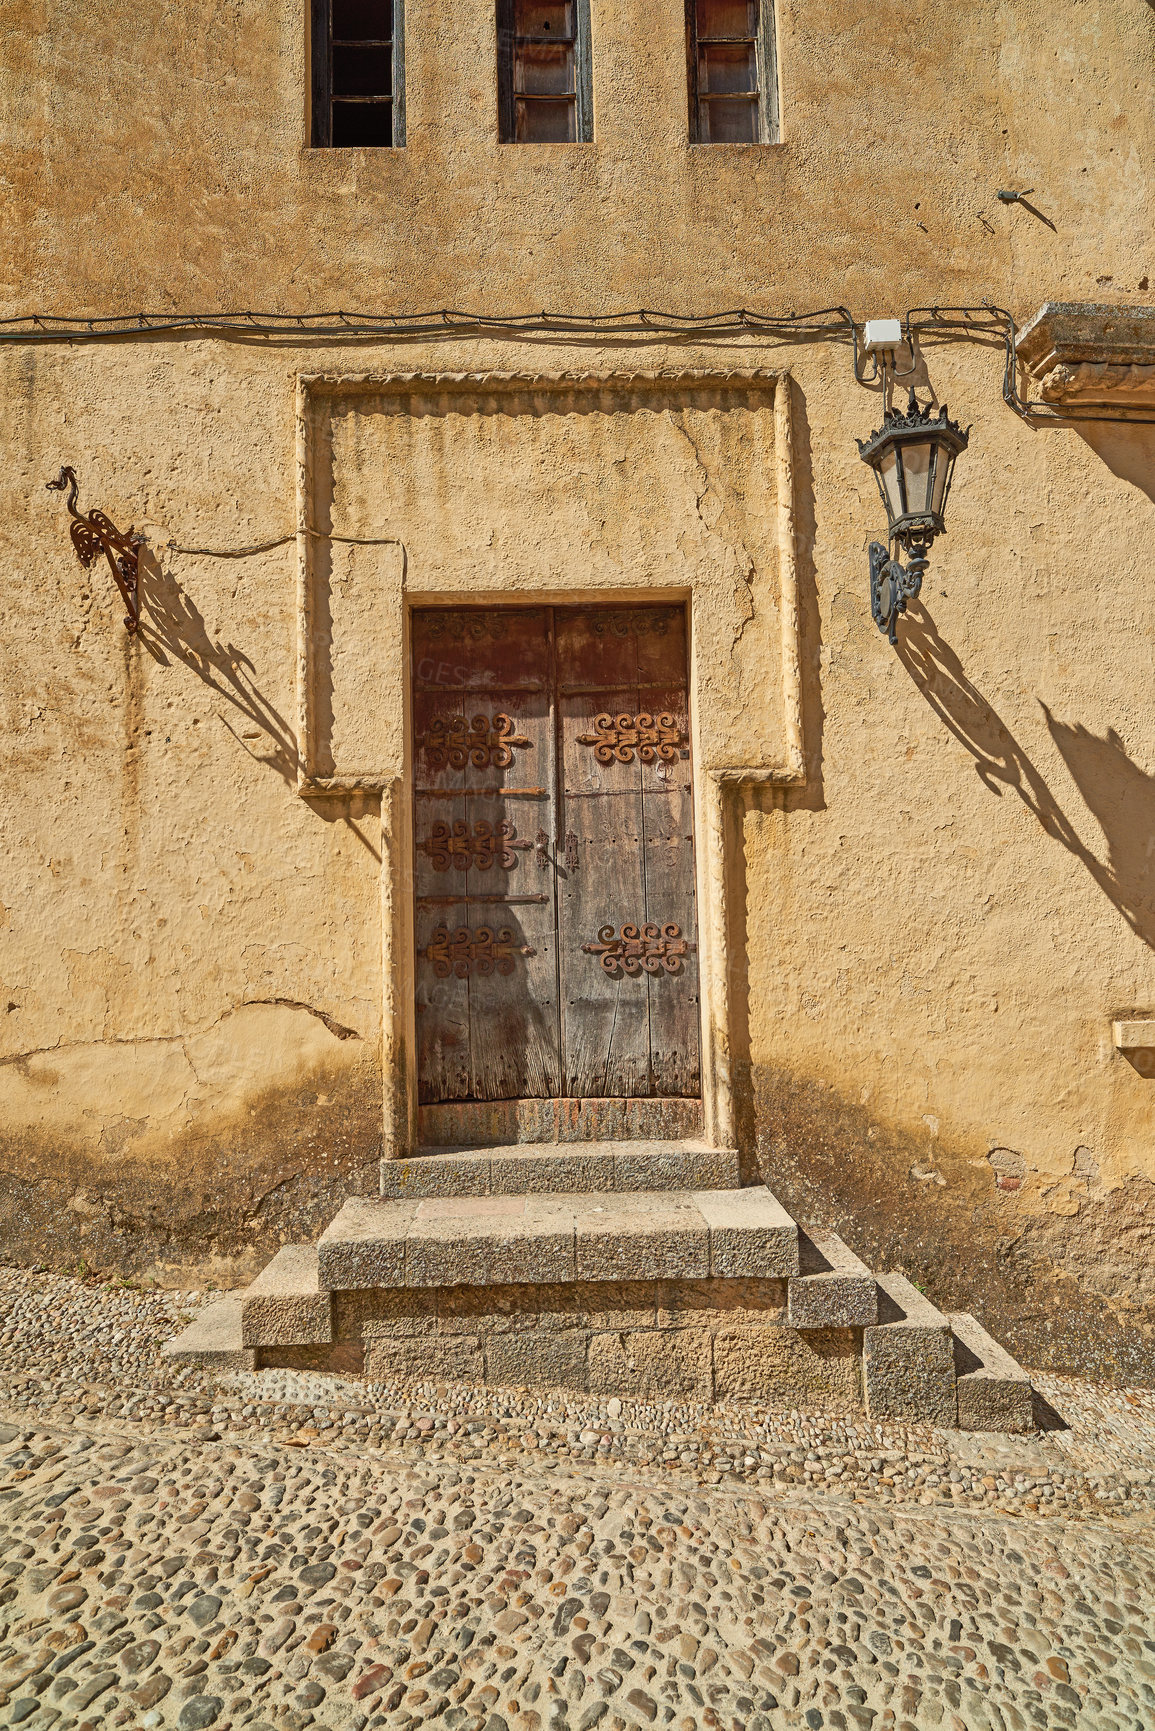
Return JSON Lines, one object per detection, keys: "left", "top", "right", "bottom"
{"left": 3, "top": 0, "right": 1155, "bottom": 1372}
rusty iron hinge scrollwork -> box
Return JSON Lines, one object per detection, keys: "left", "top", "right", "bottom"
{"left": 45, "top": 466, "right": 141, "bottom": 633}
{"left": 582, "top": 922, "right": 692, "bottom": 977}
{"left": 421, "top": 925, "right": 535, "bottom": 979}
{"left": 421, "top": 713, "right": 531, "bottom": 771}
{"left": 591, "top": 609, "right": 671, "bottom": 638}
{"left": 420, "top": 820, "right": 532, "bottom": 872}
{"left": 578, "top": 711, "right": 683, "bottom": 764}
{"left": 425, "top": 611, "right": 509, "bottom": 643}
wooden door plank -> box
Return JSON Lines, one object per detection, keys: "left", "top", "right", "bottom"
{"left": 641, "top": 782, "right": 701, "bottom": 1096}
{"left": 559, "top": 785, "right": 652, "bottom": 1097}
{"left": 412, "top": 664, "right": 472, "bottom": 1104}
{"left": 556, "top": 602, "right": 701, "bottom": 1101}
{"left": 636, "top": 623, "right": 701, "bottom": 1097}
{"left": 556, "top": 607, "right": 651, "bottom": 1097}
{"left": 464, "top": 678, "right": 560, "bottom": 1099}
{"left": 412, "top": 607, "right": 560, "bottom": 1105}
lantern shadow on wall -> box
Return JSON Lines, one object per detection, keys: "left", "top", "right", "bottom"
{"left": 898, "top": 601, "right": 1155, "bottom": 958}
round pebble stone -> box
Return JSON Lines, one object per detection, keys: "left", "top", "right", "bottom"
{"left": 3, "top": 1264, "right": 1155, "bottom": 1731}
{"left": 186, "top": 1593, "right": 222, "bottom": 1627}
{"left": 47, "top": 1583, "right": 87, "bottom": 1611}
{"left": 178, "top": 1696, "right": 223, "bottom": 1729}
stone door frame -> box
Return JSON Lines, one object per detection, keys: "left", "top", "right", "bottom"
{"left": 292, "top": 367, "right": 807, "bottom": 1161}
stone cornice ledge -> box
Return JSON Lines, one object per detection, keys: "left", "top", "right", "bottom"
{"left": 1016, "top": 302, "right": 1155, "bottom": 405}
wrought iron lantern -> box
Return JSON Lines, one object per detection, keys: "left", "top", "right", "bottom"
{"left": 857, "top": 391, "right": 969, "bottom": 644}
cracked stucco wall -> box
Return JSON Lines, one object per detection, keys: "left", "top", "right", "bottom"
{"left": 3, "top": 0, "right": 1155, "bottom": 1361}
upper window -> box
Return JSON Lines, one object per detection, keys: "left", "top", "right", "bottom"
{"left": 686, "top": 0, "right": 778, "bottom": 144}
{"left": 312, "top": 0, "right": 405, "bottom": 147}
{"left": 497, "top": 0, "right": 593, "bottom": 143}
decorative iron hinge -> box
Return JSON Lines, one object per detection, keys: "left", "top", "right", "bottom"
{"left": 419, "top": 820, "right": 532, "bottom": 872}
{"left": 425, "top": 610, "right": 510, "bottom": 643}
{"left": 577, "top": 711, "right": 683, "bottom": 764}
{"left": 591, "top": 608, "right": 672, "bottom": 638}
{"left": 421, "top": 924, "right": 535, "bottom": 979}
{"left": 419, "top": 713, "right": 531, "bottom": 770}
{"left": 581, "top": 922, "right": 693, "bottom": 977}
{"left": 46, "top": 465, "right": 141, "bottom": 633}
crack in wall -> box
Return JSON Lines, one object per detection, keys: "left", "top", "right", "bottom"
{"left": 0, "top": 996, "right": 363, "bottom": 1071}
{"left": 241, "top": 998, "right": 361, "bottom": 1040}
{"left": 669, "top": 412, "right": 757, "bottom": 655}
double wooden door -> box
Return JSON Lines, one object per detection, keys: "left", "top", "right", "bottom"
{"left": 412, "top": 603, "right": 700, "bottom": 1104}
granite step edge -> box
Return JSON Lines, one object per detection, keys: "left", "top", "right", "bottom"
{"left": 379, "top": 1141, "right": 741, "bottom": 1198}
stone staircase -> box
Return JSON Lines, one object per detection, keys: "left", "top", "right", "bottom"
{"left": 164, "top": 1139, "right": 1036, "bottom": 1433}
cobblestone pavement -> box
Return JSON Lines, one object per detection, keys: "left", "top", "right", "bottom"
{"left": 3, "top": 1265, "right": 1155, "bottom": 1731}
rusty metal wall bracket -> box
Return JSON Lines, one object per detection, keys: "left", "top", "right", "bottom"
{"left": 45, "top": 466, "right": 141, "bottom": 632}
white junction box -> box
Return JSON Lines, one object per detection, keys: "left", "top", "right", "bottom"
{"left": 863, "top": 317, "right": 903, "bottom": 353}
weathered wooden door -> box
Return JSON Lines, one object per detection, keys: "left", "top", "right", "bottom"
{"left": 413, "top": 603, "right": 700, "bottom": 1104}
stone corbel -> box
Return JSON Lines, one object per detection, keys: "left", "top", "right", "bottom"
{"left": 1016, "top": 302, "right": 1155, "bottom": 407}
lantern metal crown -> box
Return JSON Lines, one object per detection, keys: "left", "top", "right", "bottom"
{"left": 857, "top": 391, "right": 970, "bottom": 643}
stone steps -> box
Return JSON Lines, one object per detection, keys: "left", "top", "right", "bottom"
{"left": 240, "top": 1244, "right": 333, "bottom": 1350}
{"left": 161, "top": 1147, "right": 1038, "bottom": 1432}
{"left": 160, "top": 1296, "right": 256, "bottom": 1370}
{"left": 315, "top": 1185, "right": 799, "bottom": 1293}
{"left": 950, "top": 1309, "right": 1035, "bottom": 1433}
{"left": 379, "top": 1140, "right": 740, "bottom": 1199}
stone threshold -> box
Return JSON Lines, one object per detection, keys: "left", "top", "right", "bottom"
{"left": 318, "top": 1185, "right": 797, "bottom": 1291}
{"left": 379, "top": 1139, "right": 740, "bottom": 1198}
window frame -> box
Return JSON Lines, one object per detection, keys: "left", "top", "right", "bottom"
{"left": 496, "top": 0, "right": 594, "bottom": 145}
{"left": 685, "top": 0, "right": 779, "bottom": 146}
{"left": 311, "top": 0, "right": 406, "bottom": 149}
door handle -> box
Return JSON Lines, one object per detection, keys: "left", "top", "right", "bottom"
{"left": 565, "top": 832, "right": 579, "bottom": 873}
{"left": 536, "top": 829, "right": 550, "bottom": 869}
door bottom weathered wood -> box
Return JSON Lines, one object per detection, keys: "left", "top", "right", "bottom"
{"left": 417, "top": 1096, "right": 704, "bottom": 1149}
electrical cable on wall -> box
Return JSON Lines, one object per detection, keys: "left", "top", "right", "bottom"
{"left": 5, "top": 301, "right": 1154, "bottom": 426}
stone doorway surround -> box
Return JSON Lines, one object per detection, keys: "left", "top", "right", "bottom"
{"left": 290, "top": 367, "right": 807, "bottom": 1165}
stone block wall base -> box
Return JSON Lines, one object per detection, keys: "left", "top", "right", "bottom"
{"left": 260, "top": 1276, "right": 862, "bottom": 1410}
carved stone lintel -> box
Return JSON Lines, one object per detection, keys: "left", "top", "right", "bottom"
{"left": 1016, "top": 303, "right": 1155, "bottom": 407}
{"left": 1036, "top": 361, "right": 1155, "bottom": 406}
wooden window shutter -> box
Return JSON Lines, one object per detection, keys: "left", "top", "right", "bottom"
{"left": 497, "top": 0, "right": 593, "bottom": 143}
{"left": 686, "top": 0, "right": 779, "bottom": 144}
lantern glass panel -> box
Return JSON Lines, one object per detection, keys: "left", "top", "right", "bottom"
{"left": 901, "top": 440, "right": 934, "bottom": 516}
{"left": 930, "top": 444, "right": 953, "bottom": 517}
{"left": 878, "top": 447, "right": 903, "bottom": 524}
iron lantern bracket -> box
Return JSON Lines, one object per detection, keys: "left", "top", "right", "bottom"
{"left": 46, "top": 465, "right": 141, "bottom": 633}
{"left": 869, "top": 540, "right": 928, "bottom": 646}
